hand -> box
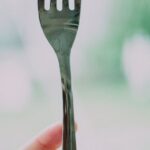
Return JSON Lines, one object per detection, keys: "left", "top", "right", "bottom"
{"left": 23, "top": 123, "right": 63, "bottom": 150}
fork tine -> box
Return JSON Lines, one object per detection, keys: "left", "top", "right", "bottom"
{"left": 63, "top": 0, "right": 69, "bottom": 9}
{"left": 75, "top": 0, "right": 81, "bottom": 9}
{"left": 50, "top": 0, "right": 57, "bottom": 9}
{"left": 38, "top": 0, "right": 44, "bottom": 9}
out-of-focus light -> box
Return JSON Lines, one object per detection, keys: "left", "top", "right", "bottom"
{"left": 0, "top": 54, "right": 31, "bottom": 112}
{"left": 122, "top": 34, "right": 150, "bottom": 99}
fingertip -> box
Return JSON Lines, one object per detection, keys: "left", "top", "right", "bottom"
{"left": 25, "top": 123, "right": 78, "bottom": 150}
{"left": 36, "top": 123, "right": 63, "bottom": 149}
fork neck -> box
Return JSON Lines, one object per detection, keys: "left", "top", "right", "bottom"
{"left": 57, "top": 54, "right": 71, "bottom": 83}
{"left": 57, "top": 54, "right": 77, "bottom": 150}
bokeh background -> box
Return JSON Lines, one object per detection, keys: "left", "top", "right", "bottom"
{"left": 0, "top": 0, "right": 150, "bottom": 149}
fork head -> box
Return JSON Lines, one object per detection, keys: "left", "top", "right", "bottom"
{"left": 38, "top": 0, "right": 81, "bottom": 56}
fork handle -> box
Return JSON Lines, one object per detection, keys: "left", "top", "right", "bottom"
{"left": 58, "top": 55, "right": 77, "bottom": 150}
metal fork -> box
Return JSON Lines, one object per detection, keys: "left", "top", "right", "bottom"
{"left": 38, "top": 0, "right": 81, "bottom": 149}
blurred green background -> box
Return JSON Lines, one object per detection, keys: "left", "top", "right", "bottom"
{"left": 0, "top": 0, "right": 150, "bottom": 149}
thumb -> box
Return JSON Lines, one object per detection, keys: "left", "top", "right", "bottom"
{"left": 23, "top": 124, "right": 62, "bottom": 150}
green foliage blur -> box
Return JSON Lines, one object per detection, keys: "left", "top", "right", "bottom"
{"left": 87, "top": 0, "right": 150, "bottom": 84}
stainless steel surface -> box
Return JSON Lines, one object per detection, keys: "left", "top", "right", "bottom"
{"left": 38, "top": 0, "right": 81, "bottom": 150}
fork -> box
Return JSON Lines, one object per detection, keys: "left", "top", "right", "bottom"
{"left": 37, "top": 0, "right": 81, "bottom": 149}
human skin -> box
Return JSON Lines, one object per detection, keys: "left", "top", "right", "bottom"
{"left": 22, "top": 124, "right": 63, "bottom": 150}
{"left": 22, "top": 123, "right": 77, "bottom": 150}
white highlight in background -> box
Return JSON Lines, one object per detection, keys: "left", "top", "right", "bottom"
{"left": 0, "top": 54, "right": 31, "bottom": 112}
{"left": 122, "top": 34, "right": 150, "bottom": 99}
